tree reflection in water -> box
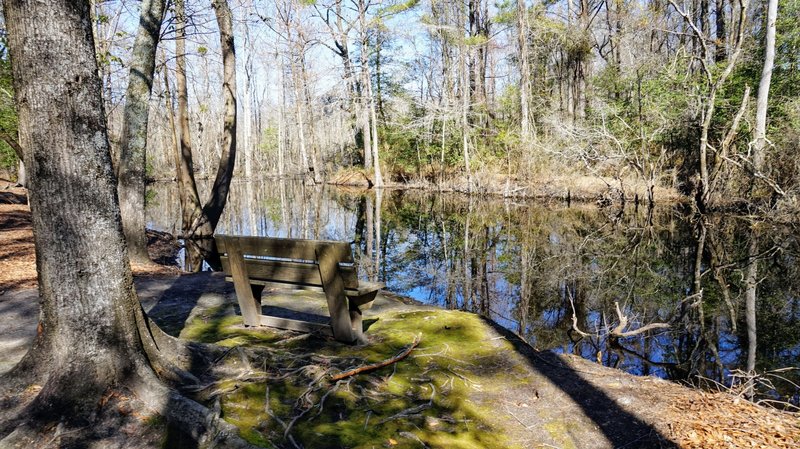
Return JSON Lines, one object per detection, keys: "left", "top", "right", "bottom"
{"left": 147, "top": 179, "right": 800, "bottom": 407}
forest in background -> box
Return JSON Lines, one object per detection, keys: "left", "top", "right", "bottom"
{"left": 0, "top": 1, "right": 799, "bottom": 445}
{"left": 1, "top": 0, "right": 799, "bottom": 211}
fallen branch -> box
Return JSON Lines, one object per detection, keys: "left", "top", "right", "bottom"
{"left": 330, "top": 336, "right": 421, "bottom": 381}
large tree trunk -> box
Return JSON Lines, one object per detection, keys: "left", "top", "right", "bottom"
{"left": 3, "top": 1, "right": 149, "bottom": 401}
{"left": 0, "top": 2, "right": 260, "bottom": 446}
{"left": 0, "top": 0, "right": 169, "bottom": 433}
{"left": 117, "top": 0, "right": 166, "bottom": 264}
{"left": 753, "top": 0, "right": 778, "bottom": 174}
{"left": 172, "top": 0, "right": 239, "bottom": 270}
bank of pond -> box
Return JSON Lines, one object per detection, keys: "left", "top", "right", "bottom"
{"left": 146, "top": 180, "right": 800, "bottom": 408}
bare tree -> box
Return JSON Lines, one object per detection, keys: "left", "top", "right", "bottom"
{"left": 117, "top": 0, "right": 166, "bottom": 264}
{"left": 753, "top": 0, "right": 778, "bottom": 174}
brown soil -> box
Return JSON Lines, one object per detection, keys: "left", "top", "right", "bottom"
{"left": 0, "top": 186, "right": 179, "bottom": 294}
{"left": 328, "top": 169, "right": 683, "bottom": 205}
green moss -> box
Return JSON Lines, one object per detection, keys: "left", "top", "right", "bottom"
{"left": 179, "top": 306, "right": 283, "bottom": 345}
{"left": 184, "top": 309, "right": 527, "bottom": 448}
{"left": 543, "top": 420, "right": 579, "bottom": 449}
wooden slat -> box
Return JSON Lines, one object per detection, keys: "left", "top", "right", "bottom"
{"left": 259, "top": 315, "right": 333, "bottom": 336}
{"left": 219, "top": 256, "right": 361, "bottom": 290}
{"left": 217, "top": 235, "right": 353, "bottom": 263}
{"left": 349, "top": 281, "right": 384, "bottom": 296}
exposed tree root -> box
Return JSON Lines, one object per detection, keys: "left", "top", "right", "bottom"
{"left": 330, "top": 335, "right": 421, "bottom": 381}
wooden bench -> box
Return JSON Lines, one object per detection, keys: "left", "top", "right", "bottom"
{"left": 215, "top": 234, "right": 384, "bottom": 344}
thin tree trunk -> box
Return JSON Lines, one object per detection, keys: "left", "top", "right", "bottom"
{"left": 161, "top": 52, "right": 184, "bottom": 210}
{"left": 753, "top": 0, "right": 778, "bottom": 173}
{"left": 366, "top": 63, "right": 382, "bottom": 187}
{"left": 744, "top": 233, "right": 758, "bottom": 399}
{"left": 291, "top": 58, "right": 311, "bottom": 179}
{"left": 461, "top": 42, "right": 472, "bottom": 193}
{"left": 300, "top": 59, "right": 322, "bottom": 183}
{"left": 278, "top": 54, "right": 286, "bottom": 177}
{"left": 175, "top": 0, "right": 202, "bottom": 233}
{"left": 715, "top": 0, "right": 726, "bottom": 62}
{"left": 517, "top": 0, "right": 531, "bottom": 139}
{"left": 358, "top": 0, "right": 372, "bottom": 173}
{"left": 117, "top": 0, "right": 166, "bottom": 264}
{"left": 194, "top": 0, "right": 237, "bottom": 236}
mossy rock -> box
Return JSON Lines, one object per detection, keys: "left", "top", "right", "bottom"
{"left": 181, "top": 307, "right": 527, "bottom": 449}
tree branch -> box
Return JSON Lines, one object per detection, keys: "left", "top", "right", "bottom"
{"left": 330, "top": 336, "right": 421, "bottom": 381}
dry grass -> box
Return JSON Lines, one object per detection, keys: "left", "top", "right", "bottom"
{"left": 664, "top": 389, "right": 800, "bottom": 448}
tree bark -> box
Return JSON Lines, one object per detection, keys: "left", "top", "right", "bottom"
{"left": 175, "top": 0, "right": 203, "bottom": 235}
{"left": 753, "top": 0, "right": 778, "bottom": 173}
{"left": 192, "top": 0, "right": 237, "bottom": 238}
{"left": 715, "top": 0, "right": 726, "bottom": 62}
{"left": 277, "top": 54, "right": 287, "bottom": 177}
{"left": 290, "top": 56, "right": 311, "bottom": 179}
{"left": 1, "top": 0, "right": 167, "bottom": 429}
{"left": 117, "top": 0, "right": 166, "bottom": 264}
{"left": 517, "top": 0, "right": 531, "bottom": 139}
{"left": 461, "top": 37, "right": 473, "bottom": 193}
{"left": 358, "top": 0, "right": 373, "bottom": 173}
{"left": 367, "top": 64, "right": 382, "bottom": 187}
{"left": 744, "top": 232, "right": 758, "bottom": 399}
{"left": 16, "top": 159, "right": 25, "bottom": 187}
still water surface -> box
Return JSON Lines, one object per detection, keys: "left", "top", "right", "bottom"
{"left": 147, "top": 180, "right": 800, "bottom": 405}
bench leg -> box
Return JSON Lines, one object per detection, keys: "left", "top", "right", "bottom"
{"left": 349, "top": 305, "right": 365, "bottom": 344}
{"left": 317, "top": 246, "right": 355, "bottom": 343}
{"left": 227, "top": 240, "right": 261, "bottom": 327}
{"left": 348, "top": 290, "right": 377, "bottom": 345}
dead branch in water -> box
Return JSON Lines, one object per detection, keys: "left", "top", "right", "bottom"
{"left": 610, "top": 302, "right": 671, "bottom": 338}
{"left": 330, "top": 335, "right": 421, "bottom": 381}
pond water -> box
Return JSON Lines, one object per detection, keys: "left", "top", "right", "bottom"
{"left": 147, "top": 179, "right": 800, "bottom": 406}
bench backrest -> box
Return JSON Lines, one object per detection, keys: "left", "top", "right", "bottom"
{"left": 216, "top": 235, "right": 360, "bottom": 289}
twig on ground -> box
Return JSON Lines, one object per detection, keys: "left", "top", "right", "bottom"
{"left": 504, "top": 404, "right": 534, "bottom": 430}
{"left": 330, "top": 335, "right": 421, "bottom": 381}
{"left": 364, "top": 410, "right": 372, "bottom": 430}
